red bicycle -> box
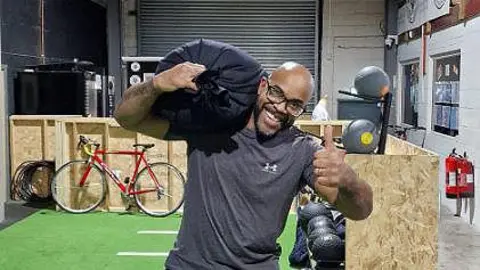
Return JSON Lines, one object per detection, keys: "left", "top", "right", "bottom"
{"left": 50, "top": 135, "right": 186, "bottom": 217}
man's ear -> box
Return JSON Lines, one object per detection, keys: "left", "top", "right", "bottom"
{"left": 258, "top": 76, "right": 267, "bottom": 94}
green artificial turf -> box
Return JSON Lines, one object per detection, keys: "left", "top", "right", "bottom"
{"left": 0, "top": 210, "right": 298, "bottom": 270}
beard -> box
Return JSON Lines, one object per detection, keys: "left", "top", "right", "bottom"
{"left": 253, "top": 102, "right": 295, "bottom": 140}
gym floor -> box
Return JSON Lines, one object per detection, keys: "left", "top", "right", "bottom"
{"left": 0, "top": 202, "right": 298, "bottom": 270}
{"left": 1, "top": 201, "right": 479, "bottom": 270}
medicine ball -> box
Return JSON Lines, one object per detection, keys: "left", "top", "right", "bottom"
{"left": 310, "top": 233, "right": 345, "bottom": 262}
{"left": 151, "top": 38, "right": 265, "bottom": 134}
{"left": 342, "top": 119, "right": 380, "bottom": 154}
{"left": 307, "top": 215, "right": 335, "bottom": 235}
{"left": 354, "top": 66, "right": 390, "bottom": 98}
{"left": 307, "top": 227, "right": 337, "bottom": 250}
{"left": 298, "top": 202, "right": 333, "bottom": 231}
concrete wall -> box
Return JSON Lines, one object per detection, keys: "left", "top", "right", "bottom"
{"left": 397, "top": 19, "right": 480, "bottom": 229}
{"left": 122, "top": 0, "right": 137, "bottom": 57}
{"left": 321, "top": 0, "right": 386, "bottom": 119}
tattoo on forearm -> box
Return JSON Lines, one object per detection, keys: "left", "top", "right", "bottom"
{"left": 122, "top": 80, "right": 156, "bottom": 101}
{"left": 335, "top": 168, "right": 373, "bottom": 220}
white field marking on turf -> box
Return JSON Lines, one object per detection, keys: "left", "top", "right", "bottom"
{"left": 137, "top": 230, "right": 178, "bottom": 235}
{"left": 116, "top": 252, "right": 170, "bottom": 257}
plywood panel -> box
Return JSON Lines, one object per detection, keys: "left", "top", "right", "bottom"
{"left": 385, "top": 134, "right": 437, "bottom": 156}
{"left": 345, "top": 154, "right": 439, "bottom": 270}
{"left": 294, "top": 120, "right": 350, "bottom": 138}
{"left": 53, "top": 117, "right": 189, "bottom": 213}
{"left": 105, "top": 125, "right": 137, "bottom": 209}
{"left": 9, "top": 115, "right": 80, "bottom": 200}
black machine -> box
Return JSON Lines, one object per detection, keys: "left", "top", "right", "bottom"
{"left": 121, "top": 56, "right": 163, "bottom": 90}
{"left": 14, "top": 61, "right": 114, "bottom": 117}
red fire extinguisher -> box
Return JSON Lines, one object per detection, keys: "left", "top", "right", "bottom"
{"left": 445, "top": 148, "right": 461, "bottom": 199}
{"left": 458, "top": 152, "right": 475, "bottom": 198}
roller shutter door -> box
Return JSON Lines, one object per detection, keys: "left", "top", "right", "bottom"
{"left": 138, "top": 0, "right": 319, "bottom": 110}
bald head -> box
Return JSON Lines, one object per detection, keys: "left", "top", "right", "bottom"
{"left": 269, "top": 62, "right": 315, "bottom": 101}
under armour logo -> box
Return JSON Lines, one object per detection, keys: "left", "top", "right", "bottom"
{"left": 262, "top": 163, "right": 278, "bottom": 174}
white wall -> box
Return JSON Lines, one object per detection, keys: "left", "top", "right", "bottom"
{"left": 397, "top": 19, "right": 480, "bottom": 229}
{"left": 321, "top": 0, "right": 385, "bottom": 119}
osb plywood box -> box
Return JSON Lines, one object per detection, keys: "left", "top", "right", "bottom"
{"left": 302, "top": 121, "right": 439, "bottom": 270}
{"left": 9, "top": 115, "right": 81, "bottom": 200}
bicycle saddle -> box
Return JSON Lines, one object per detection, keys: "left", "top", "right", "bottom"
{"left": 133, "top": 143, "right": 155, "bottom": 149}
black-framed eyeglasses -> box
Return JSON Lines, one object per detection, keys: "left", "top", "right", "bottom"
{"left": 265, "top": 80, "right": 305, "bottom": 117}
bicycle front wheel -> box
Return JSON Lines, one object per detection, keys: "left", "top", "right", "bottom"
{"left": 51, "top": 160, "right": 107, "bottom": 214}
{"left": 133, "top": 162, "right": 186, "bottom": 217}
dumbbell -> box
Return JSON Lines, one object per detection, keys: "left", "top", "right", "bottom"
{"left": 306, "top": 215, "right": 345, "bottom": 264}
{"left": 297, "top": 201, "right": 333, "bottom": 232}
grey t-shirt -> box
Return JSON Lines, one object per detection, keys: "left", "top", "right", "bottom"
{"left": 164, "top": 126, "right": 322, "bottom": 270}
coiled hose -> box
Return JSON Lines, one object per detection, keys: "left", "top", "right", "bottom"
{"left": 11, "top": 160, "right": 55, "bottom": 203}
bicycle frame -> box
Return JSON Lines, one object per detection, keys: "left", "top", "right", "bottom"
{"left": 78, "top": 148, "right": 161, "bottom": 196}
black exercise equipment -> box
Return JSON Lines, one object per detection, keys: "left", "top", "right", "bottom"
{"left": 307, "top": 215, "right": 335, "bottom": 235}
{"left": 310, "top": 233, "right": 345, "bottom": 262}
{"left": 339, "top": 66, "right": 392, "bottom": 155}
{"left": 307, "top": 226, "right": 338, "bottom": 250}
{"left": 151, "top": 38, "right": 266, "bottom": 135}
{"left": 297, "top": 201, "right": 334, "bottom": 231}
{"left": 342, "top": 118, "right": 380, "bottom": 154}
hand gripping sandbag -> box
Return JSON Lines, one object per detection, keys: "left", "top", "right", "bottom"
{"left": 151, "top": 39, "right": 266, "bottom": 134}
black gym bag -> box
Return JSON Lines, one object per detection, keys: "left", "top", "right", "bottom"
{"left": 151, "top": 39, "right": 266, "bottom": 135}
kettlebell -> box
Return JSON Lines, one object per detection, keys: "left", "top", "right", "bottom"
{"left": 342, "top": 119, "right": 380, "bottom": 154}
{"left": 354, "top": 66, "right": 390, "bottom": 98}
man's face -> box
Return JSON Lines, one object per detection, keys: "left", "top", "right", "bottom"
{"left": 253, "top": 77, "right": 311, "bottom": 138}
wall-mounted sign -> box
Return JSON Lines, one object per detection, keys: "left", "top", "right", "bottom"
{"left": 397, "top": 0, "right": 450, "bottom": 34}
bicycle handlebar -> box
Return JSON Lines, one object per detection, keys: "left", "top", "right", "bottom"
{"left": 78, "top": 135, "right": 100, "bottom": 156}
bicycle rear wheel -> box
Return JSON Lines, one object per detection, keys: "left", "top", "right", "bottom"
{"left": 133, "top": 162, "right": 186, "bottom": 217}
{"left": 50, "top": 160, "right": 106, "bottom": 214}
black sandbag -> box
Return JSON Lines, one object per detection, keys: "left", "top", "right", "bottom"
{"left": 151, "top": 39, "right": 266, "bottom": 134}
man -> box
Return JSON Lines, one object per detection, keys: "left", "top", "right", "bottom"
{"left": 114, "top": 60, "right": 373, "bottom": 269}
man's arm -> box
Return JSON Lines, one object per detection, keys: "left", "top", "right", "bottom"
{"left": 310, "top": 125, "right": 373, "bottom": 221}
{"left": 113, "top": 62, "right": 206, "bottom": 139}
{"left": 114, "top": 79, "right": 169, "bottom": 140}
{"left": 314, "top": 166, "right": 373, "bottom": 221}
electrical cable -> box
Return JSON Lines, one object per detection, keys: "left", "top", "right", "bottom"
{"left": 11, "top": 160, "right": 55, "bottom": 203}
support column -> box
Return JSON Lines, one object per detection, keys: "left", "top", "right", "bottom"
{"left": 107, "top": 0, "right": 123, "bottom": 106}
{"left": 0, "top": 5, "right": 6, "bottom": 222}
{"left": 0, "top": 67, "right": 7, "bottom": 223}
{"left": 384, "top": 0, "right": 399, "bottom": 123}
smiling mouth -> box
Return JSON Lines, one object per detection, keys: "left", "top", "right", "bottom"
{"left": 265, "top": 109, "right": 281, "bottom": 123}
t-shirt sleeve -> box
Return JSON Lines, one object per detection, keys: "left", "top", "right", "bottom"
{"left": 300, "top": 135, "right": 324, "bottom": 190}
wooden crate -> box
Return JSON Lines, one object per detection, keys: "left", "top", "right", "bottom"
{"left": 54, "top": 117, "right": 187, "bottom": 212}
{"left": 345, "top": 135, "right": 438, "bottom": 270}
{"left": 296, "top": 121, "right": 439, "bottom": 269}
{"left": 8, "top": 115, "right": 81, "bottom": 200}
{"left": 294, "top": 120, "right": 350, "bottom": 138}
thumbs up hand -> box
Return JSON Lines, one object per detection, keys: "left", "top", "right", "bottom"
{"left": 313, "top": 125, "right": 348, "bottom": 188}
